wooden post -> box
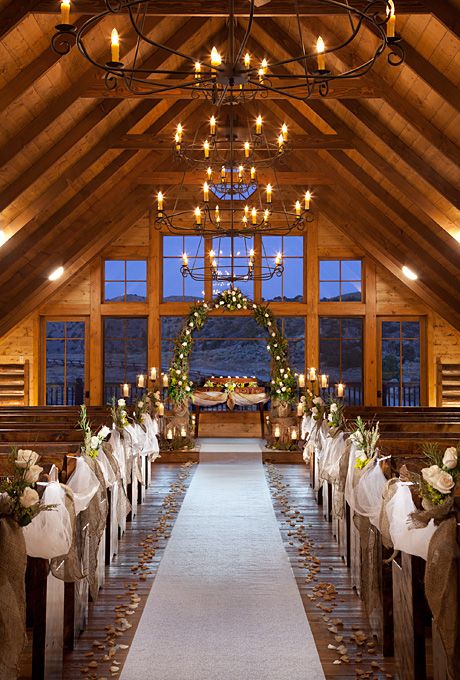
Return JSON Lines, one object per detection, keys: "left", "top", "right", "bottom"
{"left": 364, "top": 260, "right": 378, "bottom": 405}
{"left": 148, "top": 228, "right": 161, "bottom": 372}
{"left": 306, "top": 218, "right": 318, "bottom": 373}
{"left": 89, "top": 260, "right": 102, "bottom": 405}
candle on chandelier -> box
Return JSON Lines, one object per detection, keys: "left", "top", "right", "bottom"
{"left": 244, "top": 205, "right": 249, "bottom": 217}
{"left": 209, "top": 249, "right": 216, "bottom": 262}
{"left": 281, "top": 123, "right": 288, "bottom": 141}
{"left": 238, "top": 165, "right": 244, "bottom": 180}
{"left": 174, "top": 132, "right": 181, "bottom": 149}
{"left": 221, "top": 165, "right": 226, "bottom": 181}
{"left": 194, "top": 207, "right": 202, "bottom": 225}
{"left": 278, "top": 133, "right": 284, "bottom": 150}
{"left": 275, "top": 252, "right": 282, "bottom": 266}
{"left": 162, "top": 373, "right": 169, "bottom": 388}
{"left": 337, "top": 382, "right": 345, "bottom": 398}
{"left": 244, "top": 141, "right": 250, "bottom": 158}
{"left": 298, "top": 373, "right": 305, "bottom": 388}
{"left": 214, "top": 205, "right": 219, "bottom": 219}
{"left": 387, "top": 0, "right": 396, "bottom": 37}
{"left": 210, "top": 46, "right": 222, "bottom": 67}
{"left": 203, "top": 140, "right": 210, "bottom": 158}
{"left": 250, "top": 166, "right": 256, "bottom": 180}
{"left": 157, "top": 191, "right": 164, "bottom": 212}
{"left": 182, "top": 252, "right": 189, "bottom": 267}
{"left": 295, "top": 200, "right": 301, "bottom": 216}
{"left": 166, "top": 428, "right": 173, "bottom": 440}
{"left": 244, "top": 52, "right": 251, "bottom": 68}
{"left": 305, "top": 190, "right": 311, "bottom": 210}
{"left": 60, "top": 0, "right": 71, "bottom": 24}
{"left": 316, "top": 36, "right": 326, "bottom": 71}
{"left": 122, "top": 382, "right": 129, "bottom": 397}
{"left": 266, "top": 184, "right": 272, "bottom": 203}
{"left": 210, "top": 115, "right": 216, "bottom": 135}
{"left": 150, "top": 367, "right": 157, "bottom": 381}
{"left": 194, "top": 61, "right": 201, "bottom": 79}
{"left": 264, "top": 208, "right": 270, "bottom": 223}
{"left": 206, "top": 166, "right": 212, "bottom": 181}
{"left": 203, "top": 182, "right": 209, "bottom": 202}
{"left": 274, "top": 424, "right": 281, "bottom": 438}
{"left": 176, "top": 123, "right": 183, "bottom": 142}
{"left": 255, "top": 115, "right": 262, "bottom": 135}
{"left": 321, "top": 373, "right": 329, "bottom": 389}
{"left": 258, "top": 67, "right": 264, "bottom": 82}
{"left": 111, "top": 28, "right": 120, "bottom": 63}
{"left": 251, "top": 207, "right": 257, "bottom": 225}
{"left": 261, "top": 58, "right": 268, "bottom": 74}
{"left": 158, "top": 402, "right": 164, "bottom": 416}
{"left": 137, "top": 374, "right": 145, "bottom": 388}
{"left": 242, "top": 215, "right": 248, "bottom": 226}
{"left": 309, "top": 367, "right": 317, "bottom": 382}
{"left": 297, "top": 402, "right": 304, "bottom": 417}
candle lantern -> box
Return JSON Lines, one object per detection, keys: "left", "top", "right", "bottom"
{"left": 180, "top": 426, "right": 187, "bottom": 438}
{"left": 320, "top": 373, "right": 329, "bottom": 389}
{"left": 274, "top": 424, "right": 281, "bottom": 439}
{"left": 291, "top": 428, "right": 298, "bottom": 441}
{"left": 162, "top": 373, "right": 169, "bottom": 388}
{"left": 122, "top": 382, "right": 130, "bottom": 398}
{"left": 298, "top": 374, "right": 305, "bottom": 388}
{"left": 137, "top": 374, "right": 145, "bottom": 389}
{"left": 150, "top": 366, "right": 157, "bottom": 381}
{"left": 158, "top": 402, "right": 165, "bottom": 417}
{"left": 308, "top": 367, "right": 317, "bottom": 382}
{"left": 336, "top": 382, "right": 346, "bottom": 398}
{"left": 297, "top": 402, "right": 304, "bottom": 417}
{"left": 166, "top": 428, "right": 173, "bottom": 440}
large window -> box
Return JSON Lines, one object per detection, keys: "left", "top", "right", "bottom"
{"left": 104, "top": 260, "right": 147, "bottom": 302}
{"left": 45, "top": 320, "right": 86, "bottom": 405}
{"left": 319, "top": 259, "right": 362, "bottom": 302}
{"left": 163, "top": 236, "right": 205, "bottom": 302}
{"left": 380, "top": 319, "right": 421, "bottom": 406}
{"left": 262, "top": 235, "right": 304, "bottom": 302}
{"left": 211, "top": 235, "right": 254, "bottom": 299}
{"left": 103, "top": 317, "right": 147, "bottom": 403}
{"left": 319, "top": 317, "right": 363, "bottom": 405}
{"left": 277, "top": 317, "right": 305, "bottom": 376}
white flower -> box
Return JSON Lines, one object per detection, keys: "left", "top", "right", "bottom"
{"left": 330, "top": 403, "right": 338, "bottom": 413}
{"left": 185, "top": 330, "right": 190, "bottom": 335}
{"left": 189, "top": 322, "right": 194, "bottom": 327}
{"left": 280, "top": 368, "right": 284, "bottom": 374}
{"left": 121, "top": 410, "right": 127, "bottom": 417}
{"left": 20, "top": 487, "right": 39, "bottom": 508}
{"left": 276, "top": 355, "right": 280, "bottom": 361}
{"left": 90, "top": 435, "right": 100, "bottom": 450}
{"left": 194, "top": 312, "right": 199, "bottom": 317}
{"left": 176, "top": 369, "right": 181, "bottom": 374}
{"left": 118, "top": 398, "right": 126, "bottom": 407}
{"left": 16, "top": 449, "right": 39, "bottom": 469}
{"left": 178, "top": 381, "right": 183, "bottom": 386}
{"left": 328, "top": 413, "right": 334, "bottom": 422}
{"left": 267, "top": 321, "right": 272, "bottom": 326}
{"left": 185, "top": 386, "right": 191, "bottom": 392}
{"left": 179, "top": 353, "right": 184, "bottom": 359}
{"left": 281, "top": 386, "right": 286, "bottom": 392}
{"left": 220, "top": 301, "right": 224, "bottom": 306}
{"left": 311, "top": 407, "right": 318, "bottom": 418}
{"left": 98, "top": 425, "right": 110, "bottom": 440}
{"left": 265, "top": 313, "right": 269, "bottom": 318}
{"left": 182, "top": 342, "right": 187, "bottom": 347}
{"left": 253, "top": 304, "right": 257, "bottom": 309}
{"left": 422, "top": 465, "right": 455, "bottom": 494}
{"left": 237, "top": 304, "right": 241, "bottom": 309}
{"left": 313, "top": 397, "right": 323, "bottom": 405}
{"left": 24, "top": 464, "right": 43, "bottom": 484}
{"left": 137, "top": 401, "right": 144, "bottom": 408}
{"left": 203, "top": 303, "right": 208, "bottom": 309}
{"left": 443, "top": 447, "right": 458, "bottom": 470}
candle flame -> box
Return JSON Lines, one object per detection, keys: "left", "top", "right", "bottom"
{"left": 210, "top": 46, "right": 222, "bottom": 66}
{"left": 316, "top": 35, "right": 325, "bottom": 54}
{"left": 387, "top": 0, "right": 395, "bottom": 16}
{"left": 111, "top": 28, "right": 119, "bottom": 46}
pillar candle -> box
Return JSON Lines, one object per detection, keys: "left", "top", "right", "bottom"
{"left": 111, "top": 28, "right": 120, "bottom": 63}
{"left": 320, "top": 373, "right": 329, "bottom": 389}
{"left": 298, "top": 374, "right": 305, "bottom": 388}
{"left": 60, "top": 0, "right": 70, "bottom": 24}
{"left": 137, "top": 374, "right": 145, "bottom": 388}
{"left": 158, "top": 402, "right": 164, "bottom": 416}
{"left": 274, "top": 424, "right": 281, "bottom": 438}
{"left": 291, "top": 428, "right": 298, "bottom": 441}
{"left": 166, "top": 428, "right": 173, "bottom": 440}
{"left": 162, "top": 373, "right": 169, "bottom": 387}
{"left": 309, "top": 367, "right": 317, "bottom": 382}
{"left": 180, "top": 426, "right": 187, "bottom": 437}
{"left": 337, "top": 383, "right": 345, "bottom": 398}
{"left": 297, "top": 402, "right": 304, "bottom": 417}
{"left": 150, "top": 367, "right": 157, "bottom": 381}
{"left": 122, "top": 382, "right": 129, "bottom": 397}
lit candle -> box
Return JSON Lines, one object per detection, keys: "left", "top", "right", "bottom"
{"left": 304, "top": 190, "right": 311, "bottom": 210}
{"left": 244, "top": 52, "right": 251, "bottom": 68}
{"left": 274, "top": 424, "right": 281, "bottom": 438}
{"left": 261, "top": 58, "right": 268, "bottom": 74}
{"left": 309, "top": 367, "right": 317, "bottom": 382}
{"left": 242, "top": 215, "right": 248, "bottom": 226}
{"left": 251, "top": 207, "right": 257, "bottom": 225}
{"left": 337, "top": 382, "right": 345, "bottom": 398}
{"left": 122, "top": 382, "right": 129, "bottom": 397}
{"left": 166, "top": 428, "right": 173, "bottom": 440}
{"left": 210, "top": 46, "right": 222, "bottom": 67}
{"left": 214, "top": 204, "right": 220, "bottom": 219}
{"left": 180, "top": 426, "right": 187, "bottom": 438}
{"left": 316, "top": 35, "right": 325, "bottom": 71}
{"left": 60, "top": 0, "right": 71, "bottom": 24}
{"left": 387, "top": 0, "right": 396, "bottom": 38}
{"left": 175, "top": 132, "right": 181, "bottom": 149}
{"left": 291, "top": 428, "right": 298, "bottom": 441}
{"left": 203, "top": 140, "right": 210, "bottom": 158}
{"left": 258, "top": 67, "right": 264, "bottom": 82}
{"left": 298, "top": 373, "right": 305, "bottom": 388}
{"left": 263, "top": 208, "right": 270, "bottom": 223}
{"left": 206, "top": 166, "right": 212, "bottom": 180}
{"left": 238, "top": 165, "right": 244, "bottom": 180}
{"left": 111, "top": 28, "right": 120, "bottom": 63}
{"left": 281, "top": 123, "right": 288, "bottom": 141}
{"left": 275, "top": 252, "right": 282, "bottom": 266}
{"left": 278, "top": 133, "right": 284, "bottom": 150}
{"left": 244, "top": 141, "right": 250, "bottom": 158}
{"left": 194, "top": 207, "right": 202, "bottom": 225}
{"left": 194, "top": 61, "right": 201, "bottom": 79}
{"left": 321, "top": 373, "right": 329, "bottom": 389}
{"left": 266, "top": 184, "right": 272, "bottom": 203}
{"left": 150, "top": 367, "right": 157, "bottom": 381}
{"left": 182, "top": 252, "right": 189, "bottom": 266}
{"left": 244, "top": 205, "right": 249, "bottom": 217}
{"left": 297, "top": 402, "right": 304, "bottom": 417}
{"left": 162, "top": 373, "right": 169, "bottom": 388}
{"left": 203, "top": 182, "right": 209, "bottom": 202}
{"left": 137, "top": 374, "right": 145, "bottom": 388}
{"left": 295, "top": 200, "right": 301, "bottom": 216}
{"left": 209, "top": 249, "right": 216, "bottom": 262}
{"left": 157, "top": 191, "right": 164, "bottom": 212}
{"left": 176, "top": 123, "right": 183, "bottom": 142}
{"left": 158, "top": 402, "right": 164, "bottom": 416}
{"left": 255, "top": 115, "right": 262, "bottom": 135}
{"left": 250, "top": 166, "right": 256, "bottom": 180}
{"left": 210, "top": 115, "right": 216, "bottom": 135}
{"left": 221, "top": 165, "right": 226, "bottom": 180}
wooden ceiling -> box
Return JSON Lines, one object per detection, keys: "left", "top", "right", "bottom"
{"left": 0, "top": 0, "right": 459, "bottom": 334}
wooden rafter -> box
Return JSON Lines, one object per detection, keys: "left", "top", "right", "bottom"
{"left": 0, "top": 0, "right": 37, "bottom": 40}
{"left": 423, "top": 0, "right": 460, "bottom": 40}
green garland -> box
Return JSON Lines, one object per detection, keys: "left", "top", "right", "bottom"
{"left": 167, "top": 288, "right": 297, "bottom": 406}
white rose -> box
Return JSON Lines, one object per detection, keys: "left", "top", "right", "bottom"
{"left": 118, "top": 398, "right": 125, "bottom": 407}
{"left": 121, "top": 410, "right": 127, "bottom": 417}
{"left": 137, "top": 401, "right": 144, "bottom": 408}
{"left": 178, "top": 381, "right": 183, "bottom": 386}
{"left": 330, "top": 403, "right": 338, "bottom": 413}
{"left": 189, "top": 322, "right": 194, "bottom": 327}
{"left": 16, "top": 449, "right": 39, "bottom": 468}
{"left": 220, "top": 301, "right": 224, "bottom": 306}
{"left": 237, "top": 304, "right": 241, "bottom": 309}
{"left": 194, "top": 312, "right": 199, "bottom": 317}
{"left": 185, "top": 386, "right": 191, "bottom": 392}
{"left": 311, "top": 407, "right": 318, "bottom": 417}
{"left": 90, "top": 435, "right": 100, "bottom": 450}
{"left": 276, "top": 355, "right": 280, "bottom": 361}
{"left": 24, "top": 464, "right": 43, "bottom": 484}
{"left": 328, "top": 413, "right": 333, "bottom": 422}
{"left": 99, "top": 425, "right": 110, "bottom": 440}
{"left": 422, "top": 465, "right": 455, "bottom": 494}
{"left": 313, "top": 397, "right": 323, "bottom": 405}
{"left": 182, "top": 342, "right": 187, "bottom": 347}
{"left": 185, "top": 329, "right": 190, "bottom": 335}
{"left": 19, "top": 487, "right": 39, "bottom": 508}
{"left": 443, "top": 447, "right": 458, "bottom": 470}
{"left": 176, "top": 369, "right": 181, "bottom": 374}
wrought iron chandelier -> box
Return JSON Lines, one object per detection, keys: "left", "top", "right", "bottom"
{"left": 53, "top": 1, "right": 404, "bottom": 104}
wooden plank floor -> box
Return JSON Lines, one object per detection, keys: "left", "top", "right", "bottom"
{"left": 266, "top": 463, "right": 399, "bottom": 680}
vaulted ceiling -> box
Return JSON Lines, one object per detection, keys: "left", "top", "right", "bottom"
{"left": 0, "top": 0, "right": 459, "bottom": 334}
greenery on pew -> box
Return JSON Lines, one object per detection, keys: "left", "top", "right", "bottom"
{"left": 420, "top": 442, "right": 460, "bottom": 507}
{"left": 350, "top": 416, "right": 380, "bottom": 469}
{"left": 325, "top": 398, "right": 345, "bottom": 430}
{"left": 133, "top": 393, "right": 149, "bottom": 425}
{"left": 78, "top": 405, "right": 111, "bottom": 459}
{"left": 110, "top": 397, "right": 129, "bottom": 429}
{"left": 0, "top": 449, "right": 55, "bottom": 526}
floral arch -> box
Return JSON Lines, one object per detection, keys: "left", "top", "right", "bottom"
{"left": 167, "top": 288, "right": 297, "bottom": 407}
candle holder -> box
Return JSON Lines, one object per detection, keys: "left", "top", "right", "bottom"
{"left": 105, "top": 61, "right": 124, "bottom": 69}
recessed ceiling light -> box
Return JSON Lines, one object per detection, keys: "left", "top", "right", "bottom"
{"left": 402, "top": 265, "right": 418, "bottom": 281}
{"left": 455, "top": 232, "right": 460, "bottom": 244}
{"left": 48, "top": 266, "right": 64, "bottom": 281}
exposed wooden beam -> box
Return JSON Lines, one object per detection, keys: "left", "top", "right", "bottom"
{"left": 423, "top": 0, "right": 460, "bottom": 40}
{"left": 31, "top": 1, "right": 429, "bottom": 16}
{"left": 112, "top": 134, "right": 353, "bottom": 150}
{"left": 0, "top": 0, "right": 37, "bottom": 40}
{"left": 136, "top": 171, "right": 333, "bottom": 186}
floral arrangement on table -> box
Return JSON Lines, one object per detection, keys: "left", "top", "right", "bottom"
{"left": 111, "top": 397, "right": 130, "bottom": 429}
{"left": 349, "top": 416, "right": 380, "bottom": 470}
{"left": 166, "top": 287, "right": 297, "bottom": 406}
{"left": 203, "top": 377, "right": 259, "bottom": 391}
{"left": 0, "top": 449, "right": 55, "bottom": 526}
{"left": 78, "top": 405, "right": 111, "bottom": 459}
{"left": 132, "top": 394, "right": 149, "bottom": 425}
{"left": 419, "top": 442, "right": 460, "bottom": 508}
{"left": 325, "top": 398, "right": 345, "bottom": 431}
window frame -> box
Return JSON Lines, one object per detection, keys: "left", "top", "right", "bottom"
{"left": 103, "top": 316, "right": 149, "bottom": 403}
{"left": 102, "top": 258, "right": 148, "bottom": 304}
{"left": 318, "top": 257, "right": 364, "bottom": 303}
{"left": 261, "top": 234, "right": 305, "bottom": 303}
{"left": 162, "top": 235, "right": 207, "bottom": 302}
{"left": 318, "top": 315, "right": 364, "bottom": 405}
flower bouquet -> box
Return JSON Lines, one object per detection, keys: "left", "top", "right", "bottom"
{"left": 419, "top": 442, "right": 459, "bottom": 510}
{"left": 133, "top": 394, "right": 149, "bottom": 425}
{"left": 310, "top": 396, "right": 326, "bottom": 422}
{"left": 78, "top": 405, "right": 111, "bottom": 459}
{"left": 0, "top": 449, "right": 55, "bottom": 527}
{"left": 111, "top": 397, "right": 129, "bottom": 430}
{"left": 349, "top": 416, "right": 380, "bottom": 469}
{"left": 325, "top": 397, "right": 345, "bottom": 434}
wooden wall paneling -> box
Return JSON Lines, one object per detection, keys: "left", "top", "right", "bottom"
{"left": 89, "top": 260, "right": 102, "bottom": 405}
{"left": 364, "top": 260, "right": 378, "bottom": 406}
{"left": 148, "top": 229, "right": 161, "bottom": 374}
{"left": 306, "top": 218, "right": 319, "bottom": 371}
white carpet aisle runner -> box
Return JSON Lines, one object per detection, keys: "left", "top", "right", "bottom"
{"left": 121, "top": 439, "right": 325, "bottom": 680}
